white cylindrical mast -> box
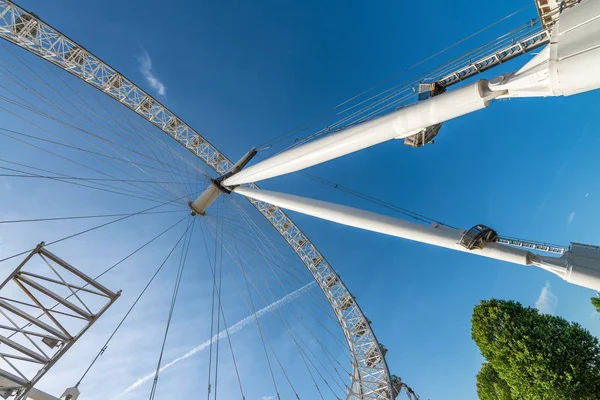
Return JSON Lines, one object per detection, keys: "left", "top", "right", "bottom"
{"left": 233, "top": 186, "right": 533, "bottom": 266}
{"left": 233, "top": 187, "right": 600, "bottom": 292}
{"left": 223, "top": 81, "right": 502, "bottom": 187}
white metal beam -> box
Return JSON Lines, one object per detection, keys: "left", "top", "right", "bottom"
{"left": 223, "top": 81, "right": 502, "bottom": 186}
{"left": 234, "top": 187, "right": 600, "bottom": 292}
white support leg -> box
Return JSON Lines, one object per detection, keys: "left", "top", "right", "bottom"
{"left": 234, "top": 186, "right": 600, "bottom": 292}
{"left": 233, "top": 187, "right": 533, "bottom": 265}
{"left": 223, "top": 81, "right": 501, "bottom": 186}
{"left": 224, "top": 0, "right": 600, "bottom": 187}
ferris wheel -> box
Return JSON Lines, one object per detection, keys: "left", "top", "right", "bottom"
{"left": 0, "top": 0, "right": 599, "bottom": 399}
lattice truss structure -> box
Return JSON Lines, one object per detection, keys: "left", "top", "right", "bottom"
{"left": 0, "top": 1, "right": 398, "bottom": 398}
{"left": 0, "top": 243, "right": 119, "bottom": 400}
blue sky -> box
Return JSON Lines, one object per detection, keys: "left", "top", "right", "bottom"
{"left": 2, "top": 0, "right": 600, "bottom": 399}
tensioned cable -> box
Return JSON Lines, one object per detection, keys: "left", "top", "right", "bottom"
{"left": 227, "top": 200, "right": 352, "bottom": 366}
{"left": 0, "top": 91, "right": 182, "bottom": 202}
{"left": 0, "top": 174, "right": 186, "bottom": 185}
{"left": 0, "top": 193, "right": 191, "bottom": 265}
{"left": 224, "top": 200, "right": 351, "bottom": 354}
{"left": 0, "top": 161, "right": 181, "bottom": 205}
{"left": 212, "top": 219, "right": 331, "bottom": 399}
{"left": 205, "top": 199, "right": 220, "bottom": 399}
{"left": 221, "top": 209, "right": 346, "bottom": 394}
{"left": 212, "top": 209, "right": 225, "bottom": 400}
{"left": 0, "top": 156, "right": 192, "bottom": 205}
{"left": 302, "top": 172, "right": 457, "bottom": 228}
{"left": 8, "top": 214, "right": 190, "bottom": 342}
{"left": 76, "top": 217, "right": 193, "bottom": 387}
{"left": 0, "top": 46, "right": 200, "bottom": 200}
{"left": 229, "top": 229, "right": 348, "bottom": 393}
{"left": 0, "top": 119, "right": 179, "bottom": 202}
{"left": 0, "top": 42, "right": 210, "bottom": 195}
{"left": 197, "top": 219, "right": 286, "bottom": 398}
{"left": 202, "top": 215, "right": 338, "bottom": 398}
{"left": 257, "top": 4, "right": 535, "bottom": 150}
{"left": 0, "top": 125, "right": 202, "bottom": 182}
{"left": 193, "top": 216, "right": 245, "bottom": 399}
{"left": 148, "top": 218, "right": 194, "bottom": 400}
{"left": 0, "top": 210, "right": 185, "bottom": 225}
{"left": 279, "top": 18, "right": 542, "bottom": 153}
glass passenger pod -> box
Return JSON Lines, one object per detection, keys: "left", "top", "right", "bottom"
{"left": 365, "top": 343, "right": 388, "bottom": 368}
{"left": 375, "top": 374, "right": 404, "bottom": 399}
{"left": 459, "top": 224, "right": 498, "bottom": 250}
{"left": 338, "top": 295, "right": 355, "bottom": 310}
{"left": 325, "top": 274, "right": 338, "bottom": 288}
{"left": 352, "top": 318, "right": 371, "bottom": 337}
{"left": 14, "top": 13, "right": 38, "bottom": 40}
{"left": 106, "top": 74, "right": 123, "bottom": 90}
{"left": 403, "top": 82, "right": 446, "bottom": 148}
{"left": 65, "top": 46, "right": 86, "bottom": 68}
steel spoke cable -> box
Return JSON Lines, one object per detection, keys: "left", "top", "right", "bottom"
{"left": 226, "top": 198, "right": 350, "bottom": 336}
{"left": 189, "top": 217, "right": 246, "bottom": 399}
{"left": 7, "top": 214, "right": 190, "bottom": 341}
{"left": 197, "top": 219, "right": 286, "bottom": 399}
{"left": 0, "top": 162, "right": 182, "bottom": 205}
{"left": 76, "top": 217, "right": 194, "bottom": 387}
{"left": 148, "top": 217, "right": 194, "bottom": 400}
{"left": 0, "top": 83, "right": 192, "bottom": 202}
{"left": 0, "top": 125, "right": 204, "bottom": 183}
{"left": 301, "top": 172, "right": 457, "bottom": 228}
{"left": 0, "top": 173, "right": 189, "bottom": 185}
{"left": 0, "top": 193, "right": 191, "bottom": 265}
{"left": 215, "top": 212, "right": 351, "bottom": 352}
{"left": 203, "top": 215, "right": 339, "bottom": 398}
{"left": 212, "top": 210, "right": 225, "bottom": 400}
{"left": 227, "top": 229, "right": 349, "bottom": 393}
{"left": 227, "top": 204, "right": 352, "bottom": 373}
{"left": 210, "top": 216, "right": 346, "bottom": 342}
{"left": 0, "top": 209, "right": 186, "bottom": 225}
{"left": 30, "top": 47, "right": 204, "bottom": 193}
{"left": 0, "top": 46, "right": 202, "bottom": 199}
{"left": 0, "top": 78, "right": 183, "bottom": 202}
{"left": 217, "top": 226, "right": 331, "bottom": 399}
{"left": 205, "top": 199, "right": 220, "bottom": 399}
{"left": 0, "top": 115, "right": 181, "bottom": 202}
{"left": 224, "top": 210, "right": 350, "bottom": 390}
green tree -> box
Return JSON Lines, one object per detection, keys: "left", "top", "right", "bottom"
{"left": 591, "top": 296, "right": 600, "bottom": 313}
{"left": 476, "top": 363, "right": 513, "bottom": 400}
{"left": 472, "top": 299, "right": 600, "bottom": 400}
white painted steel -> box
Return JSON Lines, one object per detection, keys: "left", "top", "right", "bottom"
{"left": 189, "top": 184, "right": 220, "bottom": 215}
{"left": 224, "top": 81, "right": 501, "bottom": 186}
{"left": 0, "top": 376, "right": 58, "bottom": 400}
{"left": 491, "top": 0, "right": 600, "bottom": 98}
{"left": 0, "top": 2, "right": 396, "bottom": 398}
{"left": 234, "top": 187, "right": 534, "bottom": 265}
{"left": 236, "top": 187, "right": 600, "bottom": 292}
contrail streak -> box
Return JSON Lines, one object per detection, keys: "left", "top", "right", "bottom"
{"left": 114, "top": 281, "right": 316, "bottom": 398}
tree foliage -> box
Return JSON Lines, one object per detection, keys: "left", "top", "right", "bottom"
{"left": 591, "top": 296, "right": 600, "bottom": 313}
{"left": 476, "top": 363, "right": 513, "bottom": 400}
{"left": 472, "top": 299, "right": 600, "bottom": 400}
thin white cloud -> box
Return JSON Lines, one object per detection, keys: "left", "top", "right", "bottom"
{"left": 137, "top": 49, "right": 166, "bottom": 97}
{"left": 586, "top": 193, "right": 590, "bottom": 198}
{"left": 568, "top": 211, "right": 575, "bottom": 224}
{"left": 535, "top": 281, "right": 558, "bottom": 315}
{"left": 113, "top": 282, "right": 315, "bottom": 399}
